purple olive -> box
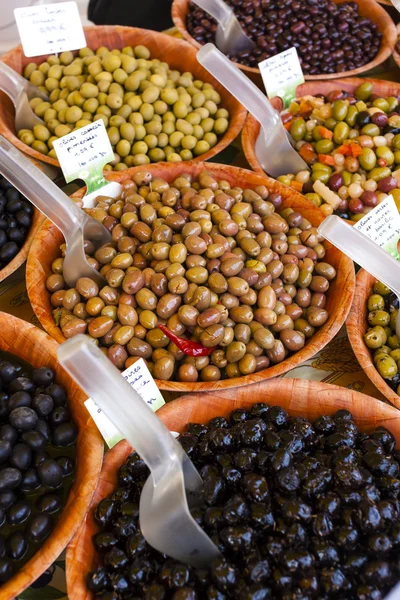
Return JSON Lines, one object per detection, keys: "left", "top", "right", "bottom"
{"left": 378, "top": 177, "right": 398, "bottom": 193}
{"left": 371, "top": 113, "right": 389, "bottom": 128}
{"left": 328, "top": 174, "right": 343, "bottom": 192}
{"left": 360, "top": 191, "right": 378, "bottom": 208}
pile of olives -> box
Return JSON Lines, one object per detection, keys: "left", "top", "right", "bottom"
{"left": 19, "top": 45, "right": 230, "bottom": 170}
{"left": 277, "top": 83, "right": 400, "bottom": 220}
{"left": 46, "top": 169, "right": 336, "bottom": 382}
{"left": 0, "top": 356, "right": 77, "bottom": 584}
{"left": 0, "top": 175, "right": 34, "bottom": 269}
{"left": 364, "top": 281, "right": 400, "bottom": 394}
{"left": 88, "top": 402, "right": 400, "bottom": 599}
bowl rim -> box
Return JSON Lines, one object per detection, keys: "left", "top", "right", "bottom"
{"left": 393, "top": 22, "right": 400, "bottom": 70}
{"left": 0, "top": 313, "right": 104, "bottom": 600}
{"left": 171, "top": 0, "right": 397, "bottom": 80}
{"left": 0, "top": 25, "right": 246, "bottom": 169}
{"left": 347, "top": 268, "right": 400, "bottom": 410}
{"left": 66, "top": 376, "right": 400, "bottom": 600}
{"left": 26, "top": 161, "right": 355, "bottom": 392}
{"left": 242, "top": 76, "right": 400, "bottom": 177}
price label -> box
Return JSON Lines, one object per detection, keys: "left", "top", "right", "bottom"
{"left": 355, "top": 195, "right": 400, "bottom": 260}
{"left": 14, "top": 1, "right": 86, "bottom": 58}
{"left": 85, "top": 359, "right": 166, "bottom": 448}
{"left": 259, "top": 47, "right": 304, "bottom": 109}
{"left": 53, "top": 119, "right": 114, "bottom": 196}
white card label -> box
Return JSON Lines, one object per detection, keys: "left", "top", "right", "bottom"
{"left": 259, "top": 47, "right": 304, "bottom": 109}
{"left": 85, "top": 358, "right": 166, "bottom": 448}
{"left": 14, "top": 2, "right": 86, "bottom": 58}
{"left": 53, "top": 119, "right": 114, "bottom": 194}
{"left": 355, "top": 196, "right": 400, "bottom": 260}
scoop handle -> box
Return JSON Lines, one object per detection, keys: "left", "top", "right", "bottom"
{"left": 0, "top": 61, "right": 47, "bottom": 101}
{"left": 192, "top": 0, "right": 232, "bottom": 27}
{"left": 318, "top": 215, "right": 400, "bottom": 297}
{"left": 197, "top": 43, "right": 280, "bottom": 126}
{"left": 0, "top": 137, "right": 84, "bottom": 240}
{"left": 57, "top": 335, "right": 179, "bottom": 484}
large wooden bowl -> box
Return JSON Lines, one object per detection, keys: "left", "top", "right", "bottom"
{"left": 172, "top": 0, "right": 396, "bottom": 85}
{"left": 393, "top": 23, "right": 400, "bottom": 70}
{"left": 347, "top": 269, "right": 400, "bottom": 410}
{"left": 26, "top": 161, "right": 355, "bottom": 393}
{"left": 0, "top": 314, "right": 104, "bottom": 600}
{"left": 0, "top": 208, "right": 43, "bottom": 283}
{"left": 243, "top": 77, "right": 400, "bottom": 177}
{"left": 66, "top": 377, "right": 400, "bottom": 600}
{"left": 0, "top": 26, "right": 246, "bottom": 170}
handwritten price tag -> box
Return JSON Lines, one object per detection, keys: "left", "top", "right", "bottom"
{"left": 85, "top": 359, "right": 166, "bottom": 448}
{"left": 53, "top": 119, "right": 114, "bottom": 195}
{"left": 259, "top": 47, "right": 304, "bottom": 109}
{"left": 14, "top": 1, "right": 86, "bottom": 58}
{"left": 355, "top": 196, "right": 400, "bottom": 260}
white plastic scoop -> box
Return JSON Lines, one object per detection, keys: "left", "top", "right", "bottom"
{"left": 57, "top": 334, "right": 220, "bottom": 567}
{"left": 197, "top": 44, "right": 309, "bottom": 178}
{"left": 318, "top": 215, "right": 400, "bottom": 338}
{"left": 193, "top": 0, "right": 255, "bottom": 55}
{"left": 0, "top": 137, "right": 111, "bottom": 288}
{"left": 0, "top": 61, "right": 49, "bottom": 131}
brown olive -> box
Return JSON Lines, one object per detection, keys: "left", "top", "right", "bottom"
{"left": 229, "top": 305, "right": 254, "bottom": 324}
{"left": 285, "top": 304, "right": 303, "bottom": 321}
{"left": 108, "top": 344, "right": 128, "bottom": 369}
{"left": 88, "top": 316, "right": 114, "bottom": 338}
{"left": 156, "top": 293, "right": 182, "bottom": 319}
{"left": 266, "top": 340, "right": 286, "bottom": 363}
{"left": 178, "top": 363, "right": 198, "bottom": 382}
{"left": 234, "top": 324, "right": 251, "bottom": 344}
{"left": 62, "top": 288, "right": 80, "bottom": 310}
{"left": 226, "top": 341, "right": 247, "bottom": 363}
{"left": 106, "top": 268, "right": 125, "bottom": 288}
{"left": 295, "top": 288, "right": 311, "bottom": 308}
{"left": 220, "top": 257, "right": 244, "bottom": 277}
{"left": 200, "top": 365, "right": 221, "bottom": 381}
{"left": 255, "top": 356, "right": 270, "bottom": 372}
{"left": 117, "top": 304, "right": 138, "bottom": 326}
{"left": 238, "top": 353, "right": 257, "bottom": 375}
{"left": 257, "top": 286, "right": 276, "bottom": 309}
{"left": 76, "top": 277, "right": 99, "bottom": 299}
{"left": 197, "top": 308, "right": 221, "bottom": 328}
{"left": 254, "top": 308, "right": 277, "bottom": 326}
{"left": 99, "top": 286, "right": 120, "bottom": 305}
{"left": 310, "top": 276, "right": 329, "bottom": 293}
{"left": 211, "top": 349, "right": 227, "bottom": 368}
{"left": 314, "top": 262, "right": 336, "bottom": 280}
{"left": 178, "top": 305, "right": 199, "bottom": 326}
{"left": 153, "top": 356, "right": 175, "bottom": 380}
{"left": 113, "top": 325, "right": 135, "bottom": 345}
{"left": 311, "top": 293, "right": 326, "bottom": 309}
{"left": 168, "top": 276, "right": 188, "bottom": 295}
{"left": 307, "top": 307, "right": 329, "bottom": 327}
{"left": 294, "top": 318, "right": 315, "bottom": 339}
{"left": 127, "top": 337, "right": 153, "bottom": 359}
{"left": 146, "top": 329, "right": 169, "bottom": 348}
{"left": 199, "top": 324, "right": 225, "bottom": 347}
{"left": 271, "top": 314, "right": 294, "bottom": 333}
{"left": 151, "top": 273, "right": 168, "bottom": 297}
{"left": 280, "top": 329, "right": 305, "bottom": 351}
{"left": 136, "top": 288, "right": 157, "bottom": 310}
{"left": 46, "top": 274, "right": 65, "bottom": 292}
{"left": 253, "top": 328, "right": 275, "bottom": 350}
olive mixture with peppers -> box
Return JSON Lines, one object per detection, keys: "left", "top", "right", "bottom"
{"left": 364, "top": 282, "right": 400, "bottom": 395}
{"left": 46, "top": 170, "right": 336, "bottom": 382}
{"left": 20, "top": 45, "right": 229, "bottom": 170}
{"left": 88, "top": 403, "right": 400, "bottom": 599}
{"left": 186, "top": 0, "right": 381, "bottom": 75}
{"left": 278, "top": 83, "right": 400, "bottom": 220}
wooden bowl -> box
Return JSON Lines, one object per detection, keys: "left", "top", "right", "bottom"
{"left": 243, "top": 77, "right": 400, "bottom": 177}
{"left": 0, "top": 314, "right": 104, "bottom": 600}
{"left": 0, "top": 26, "right": 246, "bottom": 170}
{"left": 0, "top": 208, "right": 44, "bottom": 283}
{"left": 347, "top": 269, "right": 400, "bottom": 410}
{"left": 66, "top": 377, "right": 400, "bottom": 599}
{"left": 26, "top": 161, "right": 355, "bottom": 393}
{"left": 393, "top": 23, "right": 400, "bottom": 70}
{"left": 172, "top": 0, "right": 396, "bottom": 84}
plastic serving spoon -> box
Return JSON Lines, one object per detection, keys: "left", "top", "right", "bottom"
{"left": 0, "top": 61, "right": 49, "bottom": 131}
{"left": 197, "top": 44, "right": 308, "bottom": 178}
{"left": 0, "top": 137, "right": 111, "bottom": 288}
{"left": 58, "top": 334, "right": 220, "bottom": 567}
{"left": 318, "top": 215, "right": 400, "bottom": 338}
{"left": 192, "top": 0, "right": 255, "bottom": 55}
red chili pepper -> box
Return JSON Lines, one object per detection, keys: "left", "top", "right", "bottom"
{"left": 158, "top": 324, "right": 214, "bottom": 356}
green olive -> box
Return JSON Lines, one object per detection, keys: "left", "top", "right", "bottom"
{"left": 331, "top": 100, "right": 348, "bottom": 121}
{"left": 333, "top": 122, "right": 350, "bottom": 145}
{"left": 368, "top": 310, "right": 390, "bottom": 327}
{"left": 359, "top": 148, "right": 377, "bottom": 171}
{"left": 355, "top": 82, "right": 373, "bottom": 101}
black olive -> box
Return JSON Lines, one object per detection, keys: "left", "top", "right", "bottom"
{"left": 33, "top": 451, "right": 48, "bottom": 468}
{"left": 311, "top": 538, "right": 340, "bottom": 566}
{"left": 363, "top": 452, "right": 392, "bottom": 476}
{"left": 6, "top": 531, "right": 28, "bottom": 560}
{"left": 7, "top": 500, "right": 31, "bottom": 525}
{"left": 32, "top": 393, "right": 54, "bottom": 417}
{"left": 313, "top": 415, "right": 336, "bottom": 435}
{"left": 179, "top": 433, "right": 198, "bottom": 457}
{"left": 8, "top": 376, "right": 35, "bottom": 395}
{"left": 313, "top": 513, "right": 334, "bottom": 537}
{"left": 356, "top": 585, "right": 382, "bottom": 600}
{"left": 208, "top": 417, "right": 229, "bottom": 429}
{"left": 52, "top": 422, "right": 78, "bottom": 446}
{"left": 56, "top": 456, "right": 75, "bottom": 476}
{"left": 36, "top": 419, "right": 51, "bottom": 441}
{"left": 320, "top": 567, "right": 350, "bottom": 595}
{"left": 87, "top": 567, "right": 111, "bottom": 592}
{"left": 49, "top": 406, "right": 71, "bottom": 426}
{"left": 21, "top": 430, "right": 47, "bottom": 452}
{"left": 186, "top": 423, "right": 208, "bottom": 437}
{"left": 0, "top": 558, "right": 13, "bottom": 582}
{"left": 95, "top": 499, "right": 116, "bottom": 527}
{"left": 118, "top": 464, "right": 134, "bottom": 487}
{"left": 367, "top": 533, "right": 392, "bottom": 555}
{"left": 241, "top": 473, "right": 269, "bottom": 502}
{"left": 45, "top": 384, "right": 67, "bottom": 407}
{"left": 270, "top": 448, "right": 292, "bottom": 473}
{"left": 265, "top": 406, "right": 288, "bottom": 428}
{"left": 211, "top": 557, "right": 237, "bottom": 591}
{"left": 222, "top": 466, "right": 242, "bottom": 487}
{"left": 7, "top": 391, "right": 31, "bottom": 411}
{"left": 38, "top": 459, "right": 64, "bottom": 488}
{"left": 203, "top": 473, "right": 226, "bottom": 506}
{"left": 10, "top": 442, "right": 32, "bottom": 471}
{"left": 27, "top": 514, "right": 53, "bottom": 543}
{"left": 277, "top": 466, "right": 301, "bottom": 493}
{"left": 93, "top": 532, "right": 119, "bottom": 553}
{"left": 234, "top": 448, "right": 257, "bottom": 472}
{"left": 0, "top": 424, "right": 17, "bottom": 445}
{"left": 119, "top": 502, "right": 139, "bottom": 519}
{"left": 220, "top": 525, "right": 254, "bottom": 552}
{"left": 362, "top": 560, "right": 393, "bottom": 585}
{"left": 110, "top": 487, "right": 130, "bottom": 504}
{"left": 126, "top": 533, "right": 148, "bottom": 559}
{"left": 20, "top": 468, "right": 40, "bottom": 491}
{"left": 222, "top": 494, "right": 250, "bottom": 525}
{"left": 32, "top": 367, "right": 55, "bottom": 387}
{"left": 0, "top": 362, "right": 16, "bottom": 384}
{"left": 229, "top": 409, "right": 249, "bottom": 425}
{"left": 0, "top": 440, "right": 11, "bottom": 464}
{"left": 104, "top": 546, "right": 128, "bottom": 571}
{"left": 9, "top": 407, "right": 38, "bottom": 431}
{"left": 113, "top": 515, "right": 137, "bottom": 538}
{"left": 281, "top": 548, "right": 314, "bottom": 573}
{"left": 282, "top": 499, "right": 312, "bottom": 524}
{"left": 0, "top": 467, "right": 22, "bottom": 491}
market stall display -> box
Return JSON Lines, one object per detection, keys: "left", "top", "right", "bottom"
{"left": 243, "top": 79, "right": 400, "bottom": 221}
{"left": 0, "top": 26, "right": 246, "bottom": 170}
{"left": 66, "top": 378, "right": 400, "bottom": 599}
{"left": 0, "top": 315, "right": 103, "bottom": 600}
{"left": 26, "top": 163, "right": 354, "bottom": 391}
{"left": 172, "top": 0, "right": 396, "bottom": 82}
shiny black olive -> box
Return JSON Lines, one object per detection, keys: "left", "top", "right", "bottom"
{"left": 241, "top": 473, "right": 269, "bottom": 502}
{"left": 37, "top": 459, "right": 64, "bottom": 488}
{"left": 222, "top": 494, "right": 250, "bottom": 524}
{"left": 126, "top": 452, "right": 148, "bottom": 478}
{"left": 208, "top": 417, "right": 229, "bottom": 429}
{"left": 313, "top": 415, "right": 336, "bottom": 435}
{"left": 8, "top": 376, "right": 35, "bottom": 395}
{"left": 220, "top": 525, "right": 254, "bottom": 552}
{"left": 113, "top": 515, "right": 137, "bottom": 538}
{"left": 0, "top": 424, "right": 17, "bottom": 445}
{"left": 104, "top": 546, "right": 128, "bottom": 571}
{"left": 10, "top": 442, "right": 32, "bottom": 471}
{"left": 0, "top": 467, "right": 22, "bottom": 491}
{"left": 93, "top": 532, "right": 119, "bottom": 553}
{"left": 7, "top": 500, "right": 31, "bottom": 525}
{"left": 27, "top": 513, "right": 53, "bottom": 543}
{"left": 0, "top": 491, "right": 15, "bottom": 510}
{"left": 9, "top": 407, "right": 38, "bottom": 431}
{"left": 0, "top": 361, "right": 17, "bottom": 383}
{"left": 51, "top": 422, "right": 78, "bottom": 446}
{"left": 21, "top": 430, "right": 47, "bottom": 452}
{"left": 0, "top": 558, "right": 13, "bottom": 582}
{"left": 20, "top": 468, "right": 40, "bottom": 491}
{"left": 186, "top": 423, "right": 208, "bottom": 437}
{"left": 56, "top": 456, "right": 75, "bottom": 476}
{"left": 265, "top": 406, "right": 288, "bottom": 428}
{"left": 229, "top": 409, "right": 249, "bottom": 425}
{"left": 35, "top": 419, "right": 51, "bottom": 441}
{"left": 0, "top": 440, "right": 11, "bottom": 464}
{"left": 234, "top": 448, "right": 257, "bottom": 472}
{"left": 32, "top": 393, "right": 54, "bottom": 417}
{"left": 6, "top": 531, "right": 28, "bottom": 560}
{"left": 36, "top": 493, "right": 62, "bottom": 514}
{"left": 95, "top": 499, "right": 116, "bottom": 527}
{"left": 49, "top": 406, "right": 71, "bottom": 427}
{"left": 87, "top": 567, "right": 111, "bottom": 592}
{"left": 32, "top": 367, "right": 55, "bottom": 387}
{"left": 211, "top": 557, "right": 237, "bottom": 591}
{"left": 7, "top": 391, "right": 31, "bottom": 411}
{"left": 45, "top": 384, "right": 67, "bottom": 407}
{"left": 126, "top": 533, "right": 148, "bottom": 559}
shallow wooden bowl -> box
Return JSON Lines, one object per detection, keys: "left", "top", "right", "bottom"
{"left": 243, "top": 77, "right": 400, "bottom": 177}
{"left": 66, "top": 377, "right": 400, "bottom": 599}
{"left": 172, "top": 0, "right": 396, "bottom": 84}
{"left": 0, "top": 314, "right": 104, "bottom": 600}
{"left": 0, "top": 208, "right": 44, "bottom": 283}
{"left": 347, "top": 269, "right": 400, "bottom": 410}
{"left": 26, "top": 161, "right": 355, "bottom": 392}
{"left": 0, "top": 26, "right": 246, "bottom": 170}
{"left": 393, "top": 23, "right": 400, "bottom": 70}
